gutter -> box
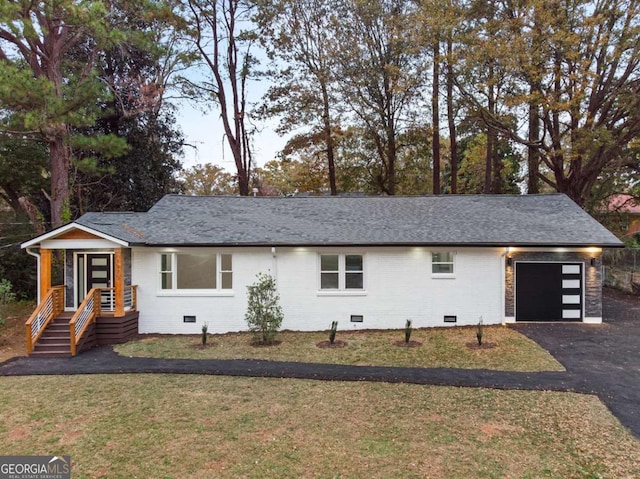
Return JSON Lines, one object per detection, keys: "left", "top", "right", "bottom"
{"left": 25, "top": 247, "right": 41, "bottom": 304}
{"left": 144, "top": 242, "right": 624, "bottom": 248}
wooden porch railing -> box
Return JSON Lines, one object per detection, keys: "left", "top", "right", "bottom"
{"left": 27, "top": 285, "right": 139, "bottom": 357}
{"left": 69, "top": 285, "right": 137, "bottom": 356}
{"left": 98, "top": 285, "right": 138, "bottom": 313}
{"left": 69, "top": 288, "right": 100, "bottom": 357}
{"left": 25, "top": 286, "right": 64, "bottom": 355}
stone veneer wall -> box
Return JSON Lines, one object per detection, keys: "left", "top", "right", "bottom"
{"left": 504, "top": 251, "right": 602, "bottom": 319}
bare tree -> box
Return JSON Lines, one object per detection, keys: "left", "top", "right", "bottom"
{"left": 186, "top": 0, "right": 255, "bottom": 195}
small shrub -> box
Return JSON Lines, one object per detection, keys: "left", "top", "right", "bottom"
{"left": 245, "top": 273, "right": 284, "bottom": 344}
{"left": 201, "top": 322, "right": 208, "bottom": 345}
{"left": 0, "top": 279, "right": 15, "bottom": 305}
{"left": 0, "top": 279, "right": 16, "bottom": 329}
{"left": 404, "top": 319, "right": 413, "bottom": 344}
{"left": 329, "top": 321, "right": 338, "bottom": 345}
{"left": 476, "top": 317, "right": 484, "bottom": 346}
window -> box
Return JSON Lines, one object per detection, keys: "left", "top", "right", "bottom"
{"left": 320, "top": 254, "right": 364, "bottom": 290}
{"left": 432, "top": 252, "right": 454, "bottom": 275}
{"left": 160, "top": 253, "right": 232, "bottom": 290}
{"left": 345, "top": 255, "right": 364, "bottom": 289}
{"left": 160, "top": 253, "right": 173, "bottom": 289}
{"left": 320, "top": 254, "right": 339, "bottom": 289}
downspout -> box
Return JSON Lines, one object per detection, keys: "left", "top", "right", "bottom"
{"left": 500, "top": 247, "right": 508, "bottom": 324}
{"left": 26, "top": 247, "right": 41, "bottom": 304}
{"left": 271, "top": 247, "right": 277, "bottom": 281}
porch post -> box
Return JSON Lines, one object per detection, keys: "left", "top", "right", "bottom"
{"left": 114, "top": 247, "right": 125, "bottom": 317}
{"left": 40, "top": 248, "right": 52, "bottom": 301}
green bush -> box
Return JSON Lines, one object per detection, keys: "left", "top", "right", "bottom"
{"left": 0, "top": 278, "right": 16, "bottom": 329}
{"left": 245, "top": 273, "right": 283, "bottom": 345}
{"left": 0, "top": 278, "right": 16, "bottom": 305}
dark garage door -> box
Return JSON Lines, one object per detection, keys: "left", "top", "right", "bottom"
{"left": 515, "top": 262, "right": 582, "bottom": 321}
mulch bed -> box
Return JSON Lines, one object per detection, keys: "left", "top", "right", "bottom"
{"left": 316, "top": 340, "right": 348, "bottom": 348}
{"left": 465, "top": 342, "right": 496, "bottom": 350}
{"left": 393, "top": 340, "right": 422, "bottom": 348}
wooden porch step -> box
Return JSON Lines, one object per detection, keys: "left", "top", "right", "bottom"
{"left": 45, "top": 323, "right": 70, "bottom": 331}
{"left": 30, "top": 343, "right": 71, "bottom": 357}
{"left": 29, "top": 314, "right": 72, "bottom": 358}
{"left": 37, "top": 334, "right": 69, "bottom": 343}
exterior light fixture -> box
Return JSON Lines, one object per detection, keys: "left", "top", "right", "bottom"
{"left": 507, "top": 257, "right": 513, "bottom": 266}
{"left": 591, "top": 257, "right": 596, "bottom": 267}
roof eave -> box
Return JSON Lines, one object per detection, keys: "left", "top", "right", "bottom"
{"left": 21, "top": 222, "right": 130, "bottom": 248}
{"left": 139, "top": 241, "right": 624, "bottom": 248}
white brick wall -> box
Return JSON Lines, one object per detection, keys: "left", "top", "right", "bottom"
{"left": 132, "top": 246, "right": 504, "bottom": 334}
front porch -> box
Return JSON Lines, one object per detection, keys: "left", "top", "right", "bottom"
{"left": 26, "top": 285, "right": 139, "bottom": 357}
{"left": 22, "top": 224, "right": 140, "bottom": 357}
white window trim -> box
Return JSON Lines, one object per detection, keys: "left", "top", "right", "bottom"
{"left": 318, "top": 253, "right": 366, "bottom": 293}
{"left": 431, "top": 251, "right": 456, "bottom": 278}
{"left": 158, "top": 252, "right": 234, "bottom": 294}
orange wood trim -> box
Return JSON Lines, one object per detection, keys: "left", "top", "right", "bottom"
{"left": 40, "top": 249, "right": 52, "bottom": 300}
{"left": 57, "top": 229, "right": 102, "bottom": 240}
{"left": 114, "top": 248, "right": 125, "bottom": 317}
{"left": 26, "top": 323, "right": 32, "bottom": 355}
{"left": 70, "top": 322, "right": 76, "bottom": 356}
{"left": 94, "top": 288, "right": 102, "bottom": 316}
{"left": 25, "top": 285, "right": 64, "bottom": 355}
{"left": 69, "top": 288, "right": 99, "bottom": 356}
{"left": 131, "top": 285, "right": 137, "bottom": 311}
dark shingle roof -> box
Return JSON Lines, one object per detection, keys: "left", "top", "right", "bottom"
{"left": 74, "top": 194, "right": 622, "bottom": 247}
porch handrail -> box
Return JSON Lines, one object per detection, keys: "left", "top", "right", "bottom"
{"left": 25, "top": 286, "right": 64, "bottom": 355}
{"left": 125, "top": 284, "right": 137, "bottom": 311}
{"left": 97, "top": 285, "right": 138, "bottom": 312}
{"left": 69, "top": 288, "right": 99, "bottom": 356}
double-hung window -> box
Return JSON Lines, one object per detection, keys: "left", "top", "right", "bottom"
{"left": 320, "top": 254, "right": 364, "bottom": 290}
{"left": 160, "top": 252, "right": 232, "bottom": 291}
{"left": 432, "top": 252, "right": 455, "bottom": 276}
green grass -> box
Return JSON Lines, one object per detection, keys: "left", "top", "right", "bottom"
{"left": 115, "top": 326, "right": 564, "bottom": 372}
{"left": 0, "top": 375, "right": 637, "bottom": 478}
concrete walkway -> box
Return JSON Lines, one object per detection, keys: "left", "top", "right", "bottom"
{"left": 1, "top": 287, "right": 639, "bottom": 439}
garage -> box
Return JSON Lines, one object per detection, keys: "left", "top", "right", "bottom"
{"left": 515, "top": 262, "right": 583, "bottom": 321}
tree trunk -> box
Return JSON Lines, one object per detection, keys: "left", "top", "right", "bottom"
{"left": 49, "top": 134, "right": 70, "bottom": 227}
{"left": 484, "top": 131, "right": 493, "bottom": 194}
{"left": 484, "top": 63, "right": 495, "bottom": 194}
{"left": 527, "top": 98, "right": 540, "bottom": 194}
{"left": 386, "top": 131, "right": 397, "bottom": 195}
{"left": 321, "top": 82, "right": 337, "bottom": 195}
{"left": 446, "top": 36, "right": 457, "bottom": 194}
{"left": 432, "top": 38, "right": 441, "bottom": 195}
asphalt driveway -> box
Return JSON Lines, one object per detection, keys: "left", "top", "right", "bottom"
{"left": 513, "top": 287, "right": 640, "bottom": 439}
{"left": 1, "top": 287, "right": 639, "bottom": 438}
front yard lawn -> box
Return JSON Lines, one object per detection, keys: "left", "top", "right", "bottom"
{"left": 115, "top": 326, "right": 564, "bottom": 372}
{"left": 1, "top": 375, "right": 637, "bottom": 478}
